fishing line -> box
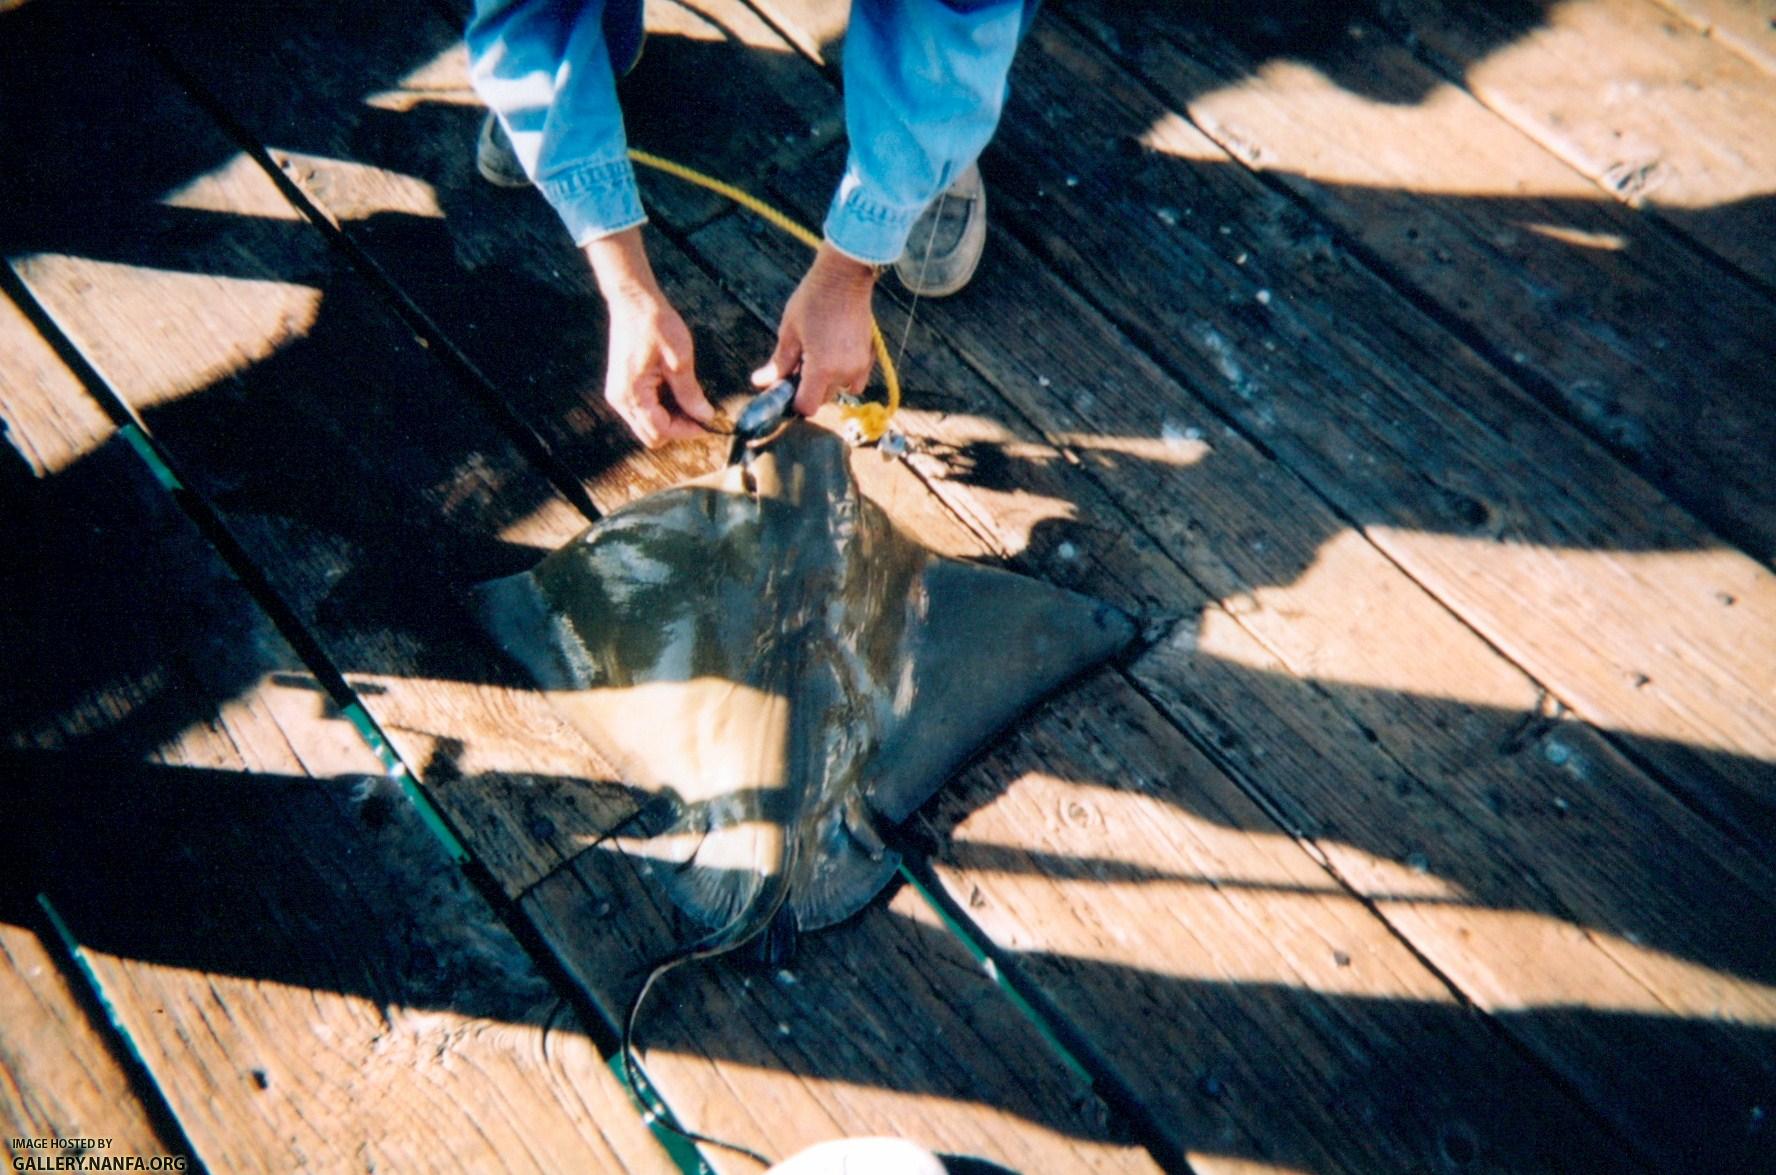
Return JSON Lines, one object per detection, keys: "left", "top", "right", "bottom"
{"left": 889, "top": 184, "right": 947, "bottom": 401}
{"left": 627, "top": 148, "right": 902, "bottom": 444}
{"left": 602, "top": 148, "right": 952, "bottom": 1170}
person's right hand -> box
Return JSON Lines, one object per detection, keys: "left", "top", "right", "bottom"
{"left": 585, "top": 227, "right": 715, "bottom": 448}
{"left": 751, "top": 241, "right": 879, "bottom": 419}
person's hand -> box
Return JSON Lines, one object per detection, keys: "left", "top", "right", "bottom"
{"left": 751, "top": 242, "right": 879, "bottom": 417}
{"left": 585, "top": 228, "right": 715, "bottom": 447}
{"left": 603, "top": 287, "right": 712, "bottom": 447}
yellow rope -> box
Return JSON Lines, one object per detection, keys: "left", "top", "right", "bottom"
{"left": 628, "top": 147, "right": 900, "bottom": 444}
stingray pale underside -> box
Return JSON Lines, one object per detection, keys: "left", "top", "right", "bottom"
{"left": 473, "top": 422, "right": 1133, "bottom": 938}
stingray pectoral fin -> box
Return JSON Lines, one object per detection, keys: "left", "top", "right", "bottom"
{"left": 867, "top": 560, "right": 1136, "bottom": 824}
{"left": 780, "top": 794, "right": 904, "bottom": 933}
{"left": 788, "top": 828, "right": 903, "bottom": 932}
{"left": 468, "top": 568, "right": 588, "bottom": 690}
{"left": 636, "top": 813, "right": 784, "bottom": 931}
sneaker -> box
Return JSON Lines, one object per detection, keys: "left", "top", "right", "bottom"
{"left": 476, "top": 112, "right": 531, "bottom": 189}
{"left": 893, "top": 162, "right": 987, "bottom": 298}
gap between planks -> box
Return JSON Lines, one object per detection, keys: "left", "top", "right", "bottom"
{"left": 93, "top": 2, "right": 1584, "bottom": 1171}
{"left": 93, "top": 0, "right": 1776, "bottom": 1171}
{"left": 10, "top": 6, "right": 1165, "bottom": 1171}
{"left": 0, "top": 325, "right": 677, "bottom": 1172}
{"left": 703, "top": 2, "right": 1761, "bottom": 1171}
{"left": 1057, "top": 0, "right": 1776, "bottom": 571}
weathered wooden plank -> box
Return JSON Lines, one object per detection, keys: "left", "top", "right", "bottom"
{"left": 1065, "top": 0, "right": 1776, "bottom": 571}
{"left": 138, "top": 0, "right": 838, "bottom": 487}
{"left": 0, "top": 290, "right": 118, "bottom": 478}
{"left": 923, "top": 674, "right": 1640, "bottom": 1175}
{"left": 6, "top": 8, "right": 1162, "bottom": 1169}
{"left": 1650, "top": 0, "right": 1776, "bottom": 75}
{"left": 0, "top": 436, "right": 673, "bottom": 1172}
{"left": 1376, "top": 0, "right": 1776, "bottom": 287}
{"left": 3, "top": 1, "right": 635, "bottom": 898}
{"left": 0, "top": 919, "right": 174, "bottom": 1163}
{"left": 527, "top": 853, "right": 1145, "bottom": 1174}
{"left": 694, "top": 197, "right": 1773, "bottom": 1173}
{"left": 704, "top": 7, "right": 1776, "bottom": 1160}
{"left": 968, "top": 17, "right": 1776, "bottom": 848}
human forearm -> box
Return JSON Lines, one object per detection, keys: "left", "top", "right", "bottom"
{"left": 587, "top": 228, "right": 714, "bottom": 447}
{"left": 585, "top": 225, "right": 664, "bottom": 305}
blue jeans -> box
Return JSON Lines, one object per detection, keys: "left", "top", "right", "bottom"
{"left": 466, "top": 0, "right": 1037, "bottom": 264}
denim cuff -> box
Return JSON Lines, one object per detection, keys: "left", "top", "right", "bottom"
{"left": 822, "top": 176, "right": 924, "bottom": 266}
{"left": 538, "top": 156, "right": 649, "bottom": 247}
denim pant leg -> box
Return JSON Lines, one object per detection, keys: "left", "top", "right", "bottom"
{"left": 466, "top": 0, "right": 648, "bottom": 245}
{"left": 825, "top": 0, "right": 1040, "bottom": 264}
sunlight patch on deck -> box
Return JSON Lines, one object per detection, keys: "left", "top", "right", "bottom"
{"left": 273, "top": 152, "right": 446, "bottom": 221}
{"left": 364, "top": 0, "right": 791, "bottom": 118}
{"left": 1457, "top": 0, "right": 1776, "bottom": 209}
{"left": 1185, "top": 1159, "right": 1314, "bottom": 1175}
{"left": 9, "top": 255, "right": 320, "bottom": 411}
{"left": 1385, "top": 530, "right": 1776, "bottom": 759}
{"left": 944, "top": 775, "right": 1776, "bottom": 1020}
{"left": 367, "top": 0, "right": 800, "bottom": 115}
{"left": 1144, "top": 29, "right": 1776, "bottom": 211}
{"left": 1193, "top": 527, "right": 1776, "bottom": 761}
{"left": 890, "top": 408, "right": 1215, "bottom": 557}
{"left": 161, "top": 152, "right": 307, "bottom": 219}
{"left": 1054, "top": 428, "right": 1214, "bottom": 468}
{"left": 336, "top": 676, "right": 624, "bottom": 790}
{"left": 1192, "top": 529, "right": 1532, "bottom": 712}
{"left": 940, "top": 777, "right": 1464, "bottom": 1002}
{"left": 1523, "top": 222, "right": 1628, "bottom": 250}
{"left": 62, "top": 946, "right": 634, "bottom": 1171}
{"left": 647, "top": 0, "right": 760, "bottom": 44}
{"left": 364, "top": 42, "right": 481, "bottom": 111}
{"left": 1394, "top": 904, "right": 1776, "bottom": 1025}
{"left": 1167, "top": 59, "right": 1601, "bottom": 199}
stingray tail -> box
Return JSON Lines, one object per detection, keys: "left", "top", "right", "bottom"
{"left": 620, "top": 829, "right": 800, "bottom": 1169}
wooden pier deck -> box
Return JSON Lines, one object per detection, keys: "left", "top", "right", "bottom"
{"left": 3, "top": 0, "right": 1773, "bottom": 1171}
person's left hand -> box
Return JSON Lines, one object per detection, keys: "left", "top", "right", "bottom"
{"left": 751, "top": 242, "right": 879, "bottom": 417}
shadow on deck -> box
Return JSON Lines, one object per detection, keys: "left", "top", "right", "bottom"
{"left": 3, "top": 0, "right": 1773, "bottom": 1171}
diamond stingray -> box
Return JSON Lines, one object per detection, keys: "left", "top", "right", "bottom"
{"left": 473, "top": 421, "right": 1134, "bottom": 956}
